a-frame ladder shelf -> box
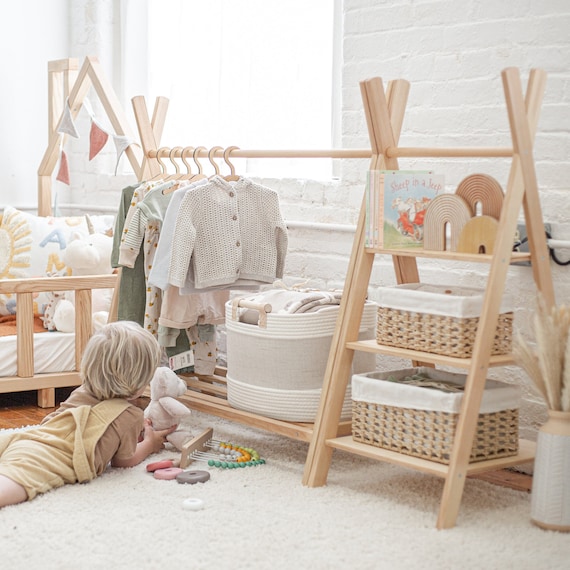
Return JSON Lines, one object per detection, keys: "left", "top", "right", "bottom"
{"left": 302, "top": 67, "right": 555, "bottom": 530}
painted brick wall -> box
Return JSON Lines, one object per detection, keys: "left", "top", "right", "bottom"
{"left": 65, "top": 0, "right": 570, "bottom": 447}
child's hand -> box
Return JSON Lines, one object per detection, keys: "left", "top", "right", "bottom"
{"left": 143, "top": 423, "right": 178, "bottom": 454}
{"left": 112, "top": 423, "right": 178, "bottom": 468}
{"left": 138, "top": 418, "right": 153, "bottom": 442}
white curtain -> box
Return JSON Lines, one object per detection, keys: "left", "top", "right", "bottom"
{"left": 121, "top": 0, "right": 337, "bottom": 179}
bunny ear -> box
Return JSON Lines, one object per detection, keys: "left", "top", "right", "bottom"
{"left": 85, "top": 214, "right": 95, "bottom": 234}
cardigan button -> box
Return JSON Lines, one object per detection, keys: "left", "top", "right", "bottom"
{"left": 236, "top": 241, "right": 241, "bottom": 247}
{"left": 229, "top": 191, "right": 235, "bottom": 197}
{"left": 232, "top": 214, "right": 237, "bottom": 221}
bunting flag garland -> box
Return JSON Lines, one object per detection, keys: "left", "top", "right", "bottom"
{"left": 79, "top": 97, "right": 110, "bottom": 160}
{"left": 56, "top": 100, "right": 79, "bottom": 138}
{"left": 89, "top": 120, "right": 109, "bottom": 160}
{"left": 56, "top": 150, "right": 70, "bottom": 185}
{"left": 53, "top": 96, "right": 135, "bottom": 179}
{"left": 113, "top": 134, "right": 135, "bottom": 174}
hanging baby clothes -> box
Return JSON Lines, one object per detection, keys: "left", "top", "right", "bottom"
{"left": 147, "top": 177, "right": 264, "bottom": 295}
{"left": 148, "top": 179, "right": 228, "bottom": 374}
{"left": 111, "top": 183, "right": 146, "bottom": 326}
{"left": 167, "top": 175, "right": 288, "bottom": 292}
{"left": 148, "top": 180, "right": 208, "bottom": 291}
{"left": 148, "top": 181, "right": 228, "bottom": 337}
{"left": 118, "top": 179, "right": 176, "bottom": 336}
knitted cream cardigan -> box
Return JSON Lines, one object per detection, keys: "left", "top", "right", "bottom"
{"left": 168, "top": 176, "right": 288, "bottom": 290}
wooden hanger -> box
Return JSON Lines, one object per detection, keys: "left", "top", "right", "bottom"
{"left": 151, "top": 146, "right": 169, "bottom": 180}
{"left": 208, "top": 146, "right": 223, "bottom": 178}
{"left": 180, "top": 146, "right": 195, "bottom": 180}
{"left": 223, "top": 146, "right": 240, "bottom": 181}
{"left": 190, "top": 146, "right": 208, "bottom": 182}
{"left": 165, "top": 146, "right": 183, "bottom": 180}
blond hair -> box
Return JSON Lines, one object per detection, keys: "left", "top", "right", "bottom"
{"left": 80, "top": 321, "right": 161, "bottom": 400}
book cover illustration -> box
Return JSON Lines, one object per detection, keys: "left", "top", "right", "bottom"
{"left": 382, "top": 170, "right": 444, "bottom": 249}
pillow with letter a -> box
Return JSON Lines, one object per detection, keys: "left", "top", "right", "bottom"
{"left": 0, "top": 206, "right": 114, "bottom": 315}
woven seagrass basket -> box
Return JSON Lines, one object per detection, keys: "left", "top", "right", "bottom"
{"left": 351, "top": 368, "right": 520, "bottom": 464}
{"left": 375, "top": 283, "right": 513, "bottom": 357}
{"left": 376, "top": 307, "right": 513, "bottom": 357}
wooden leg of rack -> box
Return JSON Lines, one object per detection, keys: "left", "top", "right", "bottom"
{"left": 303, "top": 209, "right": 375, "bottom": 487}
{"left": 37, "top": 388, "right": 55, "bottom": 408}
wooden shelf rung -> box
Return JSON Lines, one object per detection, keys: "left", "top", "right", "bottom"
{"left": 325, "top": 436, "right": 535, "bottom": 478}
{"left": 346, "top": 340, "right": 516, "bottom": 368}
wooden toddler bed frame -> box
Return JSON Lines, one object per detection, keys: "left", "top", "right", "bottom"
{"left": 0, "top": 56, "right": 142, "bottom": 408}
{"left": 0, "top": 275, "right": 117, "bottom": 407}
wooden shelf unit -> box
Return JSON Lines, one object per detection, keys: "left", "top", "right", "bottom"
{"left": 301, "top": 67, "right": 554, "bottom": 530}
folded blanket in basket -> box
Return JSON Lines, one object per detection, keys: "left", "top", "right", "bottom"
{"left": 237, "top": 289, "right": 342, "bottom": 324}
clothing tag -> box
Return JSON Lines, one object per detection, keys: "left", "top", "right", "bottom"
{"left": 169, "top": 349, "right": 194, "bottom": 371}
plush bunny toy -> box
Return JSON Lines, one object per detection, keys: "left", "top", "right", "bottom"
{"left": 51, "top": 230, "right": 114, "bottom": 333}
{"left": 144, "top": 367, "right": 193, "bottom": 450}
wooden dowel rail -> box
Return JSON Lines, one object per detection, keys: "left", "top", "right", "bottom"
{"left": 148, "top": 148, "right": 372, "bottom": 159}
{"left": 147, "top": 146, "right": 514, "bottom": 160}
{"left": 386, "top": 146, "right": 513, "bottom": 158}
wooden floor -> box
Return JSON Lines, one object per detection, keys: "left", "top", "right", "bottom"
{"left": 0, "top": 388, "right": 149, "bottom": 427}
{"left": 0, "top": 389, "right": 532, "bottom": 493}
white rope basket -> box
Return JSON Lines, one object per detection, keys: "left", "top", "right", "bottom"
{"left": 225, "top": 298, "right": 377, "bottom": 422}
{"left": 226, "top": 375, "right": 353, "bottom": 422}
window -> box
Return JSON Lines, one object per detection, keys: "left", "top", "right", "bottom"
{"left": 121, "top": 0, "right": 339, "bottom": 179}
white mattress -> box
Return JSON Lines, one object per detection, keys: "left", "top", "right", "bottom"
{"left": 0, "top": 332, "right": 77, "bottom": 377}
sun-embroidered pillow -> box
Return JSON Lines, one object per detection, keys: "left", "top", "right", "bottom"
{"left": 0, "top": 206, "right": 114, "bottom": 315}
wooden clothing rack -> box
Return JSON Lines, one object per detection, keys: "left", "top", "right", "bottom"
{"left": 131, "top": 67, "right": 552, "bottom": 528}
{"left": 130, "top": 95, "right": 371, "bottom": 442}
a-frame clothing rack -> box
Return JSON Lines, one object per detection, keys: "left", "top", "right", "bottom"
{"left": 131, "top": 66, "right": 550, "bottom": 528}
{"left": 302, "top": 67, "right": 553, "bottom": 529}
{"left": 130, "top": 95, "right": 371, "bottom": 442}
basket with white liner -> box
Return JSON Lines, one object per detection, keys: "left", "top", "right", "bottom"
{"left": 375, "top": 283, "right": 513, "bottom": 357}
{"left": 225, "top": 290, "right": 377, "bottom": 422}
{"left": 352, "top": 367, "right": 520, "bottom": 464}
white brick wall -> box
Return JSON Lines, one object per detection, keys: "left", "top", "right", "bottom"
{"left": 64, "top": 0, "right": 570, "bottom": 449}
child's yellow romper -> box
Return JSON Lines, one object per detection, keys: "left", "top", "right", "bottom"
{"left": 0, "top": 399, "right": 130, "bottom": 499}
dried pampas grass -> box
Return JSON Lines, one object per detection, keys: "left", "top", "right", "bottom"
{"left": 514, "top": 294, "right": 570, "bottom": 412}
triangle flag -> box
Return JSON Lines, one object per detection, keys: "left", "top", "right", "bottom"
{"left": 113, "top": 134, "right": 134, "bottom": 174}
{"left": 56, "top": 150, "right": 70, "bottom": 185}
{"left": 57, "top": 101, "right": 79, "bottom": 138}
{"left": 89, "top": 120, "right": 109, "bottom": 160}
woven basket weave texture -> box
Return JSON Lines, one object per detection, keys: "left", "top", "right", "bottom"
{"left": 376, "top": 307, "right": 513, "bottom": 357}
{"left": 352, "top": 401, "right": 519, "bottom": 464}
{"left": 351, "top": 368, "right": 520, "bottom": 464}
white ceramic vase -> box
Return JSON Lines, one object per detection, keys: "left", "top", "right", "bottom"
{"left": 531, "top": 410, "right": 570, "bottom": 531}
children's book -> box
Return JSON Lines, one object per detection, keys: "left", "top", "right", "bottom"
{"left": 366, "top": 170, "right": 444, "bottom": 249}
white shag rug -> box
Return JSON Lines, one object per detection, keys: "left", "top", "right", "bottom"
{"left": 1, "top": 410, "right": 569, "bottom": 570}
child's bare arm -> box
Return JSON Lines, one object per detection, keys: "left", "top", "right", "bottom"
{"left": 111, "top": 423, "right": 177, "bottom": 468}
